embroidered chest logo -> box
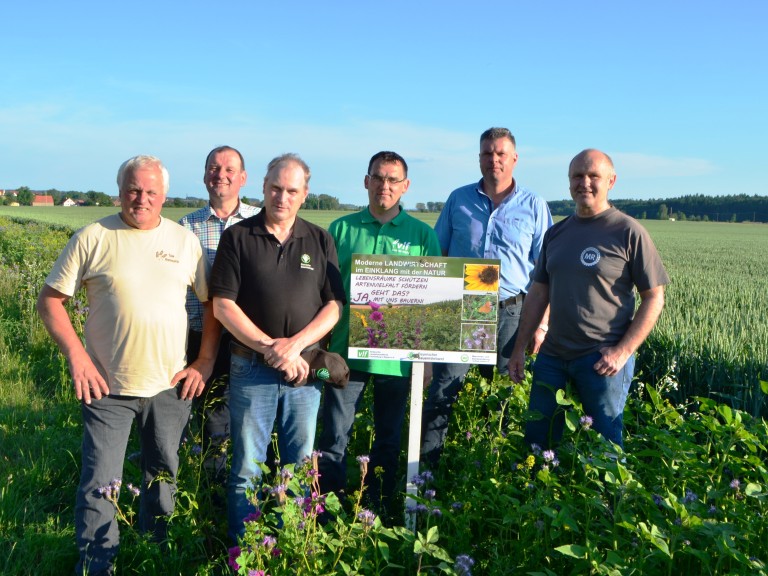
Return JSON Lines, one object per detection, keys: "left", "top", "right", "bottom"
{"left": 391, "top": 239, "right": 412, "bottom": 254}
{"left": 155, "top": 250, "right": 180, "bottom": 264}
{"left": 300, "top": 253, "right": 314, "bottom": 270}
{"left": 580, "top": 247, "right": 601, "bottom": 267}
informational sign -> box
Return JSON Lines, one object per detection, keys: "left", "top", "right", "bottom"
{"left": 348, "top": 254, "right": 501, "bottom": 365}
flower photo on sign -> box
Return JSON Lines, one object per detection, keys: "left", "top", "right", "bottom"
{"left": 463, "top": 264, "right": 500, "bottom": 292}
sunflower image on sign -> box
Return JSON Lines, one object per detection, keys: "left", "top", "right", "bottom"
{"left": 463, "top": 263, "right": 500, "bottom": 292}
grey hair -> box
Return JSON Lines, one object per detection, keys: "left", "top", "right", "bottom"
{"left": 265, "top": 153, "right": 311, "bottom": 186}
{"left": 116, "top": 155, "right": 170, "bottom": 194}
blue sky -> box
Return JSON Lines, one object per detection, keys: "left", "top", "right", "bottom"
{"left": 2, "top": 1, "right": 765, "bottom": 208}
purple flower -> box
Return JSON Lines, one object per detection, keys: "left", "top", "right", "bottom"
{"left": 243, "top": 510, "right": 262, "bottom": 523}
{"left": 369, "top": 301, "right": 381, "bottom": 311}
{"left": 580, "top": 415, "right": 594, "bottom": 429}
{"left": 228, "top": 546, "right": 241, "bottom": 570}
{"left": 357, "top": 509, "right": 376, "bottom": 527}
{"left": 454, "top": 554, "right": 475, "bottom": 576}
{"left": 684, "top": 489, "right": 698, "bottom": 503}
{"left": 652, "top": 494, "right": 663, "bottom": 507}
{"left": 370, "top": 311, "right": 384, "bottom": 322}
{"left": 425, "top": 489, "right": 436, "bottom": 500}
{"left": 730, "top": 479, "right": 741, "bottom": 491}
{"left": 542, "top": 450, "right": 556, "bottom": 462}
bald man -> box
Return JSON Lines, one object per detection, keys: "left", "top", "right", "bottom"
{"left": 510, "top": 149, "right": 669, "bottom": 449}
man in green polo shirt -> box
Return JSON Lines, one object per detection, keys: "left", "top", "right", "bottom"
{"left": 318, "top": 151, "right": 440, "bottom": 522}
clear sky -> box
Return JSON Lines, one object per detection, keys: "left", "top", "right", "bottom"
{"left": 2, "top": 0, "right": 766, "bottom": 208}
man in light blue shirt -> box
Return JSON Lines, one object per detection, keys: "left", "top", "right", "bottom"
{"left": 180, "top": 146, "right": 260, "bottom": 483}
{"left": 421, "top": 127, "right": 552, "bottom": 468}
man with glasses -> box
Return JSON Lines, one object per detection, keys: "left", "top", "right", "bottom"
{"left": 421, "top": 128, "right": 553, "bottom": 469}
{"left": 317, "top": 151, "right": 440, "bottom": 523}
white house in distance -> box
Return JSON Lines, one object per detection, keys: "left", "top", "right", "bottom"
{"left": 62, "top": 198, "right": 78, "bottom": 207}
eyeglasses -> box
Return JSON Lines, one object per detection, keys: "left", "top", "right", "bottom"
{"left": 367, "top": 174, "right": 406, "bottom": 186}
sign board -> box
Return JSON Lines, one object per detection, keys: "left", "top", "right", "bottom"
{"left": 348, "top": 254, "right": 501, "bottom": 365}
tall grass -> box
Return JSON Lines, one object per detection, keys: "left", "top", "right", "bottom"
{"left": 637, "top": 221, "right": 768, "bottom": 415}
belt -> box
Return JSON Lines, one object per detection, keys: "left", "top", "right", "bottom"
{"left": 499, "top": 293, "right": 525, "bottom": 308}
{"left": 230, "top": 342, "right": 267, "bottom": 364}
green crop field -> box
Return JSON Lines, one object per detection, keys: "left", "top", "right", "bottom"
{"left": 0, "top": 206, "right": 439, "bottom": 230}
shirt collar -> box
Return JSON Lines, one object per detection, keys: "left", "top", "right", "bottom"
{"left": 361, "top": 206, "right": 404, "bottom": 225}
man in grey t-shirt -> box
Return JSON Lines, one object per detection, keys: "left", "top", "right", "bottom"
{"left": 510, "top": 149, "right": 669, "bottom": 448}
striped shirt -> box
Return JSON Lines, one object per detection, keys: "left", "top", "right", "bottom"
{"left": 180, "top": 202, "right": 261, "bottom": 331}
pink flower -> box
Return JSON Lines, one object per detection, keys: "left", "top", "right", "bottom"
{"left": 370, "top": 311, "right": 384, "bottom": 322}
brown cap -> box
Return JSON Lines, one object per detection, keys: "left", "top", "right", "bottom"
{"left": 300, "top": 348, "right": 350, "bottom": 388}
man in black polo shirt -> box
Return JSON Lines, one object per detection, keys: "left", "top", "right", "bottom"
{"left": 210, "top": 153, "right": 345, "bottom": 541}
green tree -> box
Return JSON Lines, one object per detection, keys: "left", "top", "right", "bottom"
{"left": 86, "top": 191, "right": 113, "bottom": 206}
{"left": 16, "top": 186, "right": 34, "bottom": 206}
{"left": 657, "top": 203, "right": 669, "bottom": 220}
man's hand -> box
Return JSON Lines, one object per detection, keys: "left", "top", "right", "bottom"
{"left": 593, "top": 346, "right": 631, "bottom": 377}
{"left": 172, "top": 357, "right": 213, "bottom": 400}
{"left": 70, "top": 353, "right": 110, "bottom": 404}
{"left": 266, "top": 337, "right": 304, "bottom": 371}
{"left": 508, "top": 349, "right": 527, "bottom": 384}
{"left": 282, "top": 355, "right": 310, "bottom": 384}
{"left": 528, "top": 326, "right": 547, "bottom": 355}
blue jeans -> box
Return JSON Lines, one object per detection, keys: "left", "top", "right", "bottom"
{"left": 317, "top": 370, "right": 410, "bottom": 518}
{"left": 76, "top": 388, "right": 191, "bottom": 576}
{"left": 421, "top": 298, "right": 522, "bottom": 466}
{"left": 227, "top": 354, "right": 321, "bottom": 541}
{"left": 525, "top": 352, "right": 636, "bottom": 448}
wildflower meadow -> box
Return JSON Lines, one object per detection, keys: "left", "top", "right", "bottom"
{"left": 1, "top": 213, "right": 767, "bottom": 575}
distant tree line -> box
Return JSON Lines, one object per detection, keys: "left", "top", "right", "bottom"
{"left": 547, "top": 194, "right": 768, "bottom": 223}
{"left": 413, "top": 202, "right": 446, "bottom": 213}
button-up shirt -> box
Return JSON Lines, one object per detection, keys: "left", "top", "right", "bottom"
{"left": 180, "top": 202, "right": 261, "bottom": 331}
{"left": 435, "top": 180, "right": 552, "bottom": 300}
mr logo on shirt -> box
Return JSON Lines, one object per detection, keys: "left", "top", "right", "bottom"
{"left": 155, "top": 250, "right": 180, "bottom": 264}
{"left": 391, "top": 239, "right": 412, "bottom": 254}
{"left": 580, "top": 247, "right": 601, "bottom": 267}
{"left": 300, "top": 253, "right": 315, "bottom": 271}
